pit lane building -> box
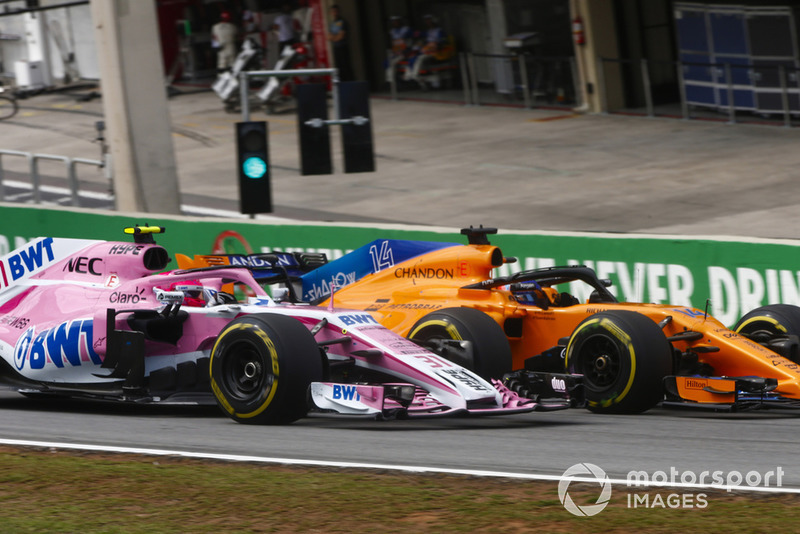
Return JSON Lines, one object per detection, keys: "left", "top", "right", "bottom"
{"left": 1, "top": 0, "right": 799, "bottom": 117}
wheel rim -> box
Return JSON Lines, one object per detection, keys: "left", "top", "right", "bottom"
{"left": 738, "top": 318, "right": 783, "bottom": 342}
{"left": 741, "top": 326, "right": 778, "bottom": 343}
{"left": 220, "top": 339, "right": 273, "bottom": 401}
{"left": 575, "top": 334, "right": 622, "bottom": 390}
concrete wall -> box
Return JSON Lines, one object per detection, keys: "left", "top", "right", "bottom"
{"left": 572, "top": 0, "right": 624, "bottom": 112}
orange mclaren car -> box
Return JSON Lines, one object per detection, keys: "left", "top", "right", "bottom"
{"left": 177, "top": 227, "right": 800, "bottom": 414}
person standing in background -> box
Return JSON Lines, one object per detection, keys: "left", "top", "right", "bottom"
{"left": 328, "top": 4, "right": 353, "bottom": 81}
{"left": 211, "top": 11, "right": 238, "bottom": 71}
{"left": 273, "top": 3, "right": 300, "bottom": 50}
{"left": 385, "top": 15, "right": 413, "bottom": 83}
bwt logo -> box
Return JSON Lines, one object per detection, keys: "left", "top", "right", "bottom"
{"left": 332, "top": 384, "right": 361, "bottom": 402}
{"left": 339, "top": 314, "right": 378, "bottom": 327}
{"left": 0, "top": 237, "right": 55, "bottom": 288}
{"left": 14, "top": 319, "right": 101, "bottom": 371}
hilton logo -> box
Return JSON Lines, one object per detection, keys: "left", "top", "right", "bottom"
{"left": 685, "top": 379, "right": 708, "bottom": 390}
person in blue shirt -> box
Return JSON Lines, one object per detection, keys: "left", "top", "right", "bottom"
{"left": 404, "top": 14, "right": 452, "bottom": 89}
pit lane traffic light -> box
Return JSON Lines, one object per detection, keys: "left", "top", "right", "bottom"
{"left": 236, "top": 121, "right": 272, "bottom": 214}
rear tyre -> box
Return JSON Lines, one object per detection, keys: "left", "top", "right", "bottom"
{"left": 210, "top": 314, "right": 323, "bottom": 424}
{"left": 565, "top": 311, "right": 672, "bottom": 414}
{"left": 408, "top": 307, "right": 512, "bottom": 380}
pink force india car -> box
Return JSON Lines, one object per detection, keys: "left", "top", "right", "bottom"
{"left": 0, "top": 226, "right": 572, "bottom": 424}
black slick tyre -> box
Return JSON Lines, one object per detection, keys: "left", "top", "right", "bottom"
{"left": 565, "top": 310, "right": 671, "bottom": 414}
{"left": 210, "top": 313, "right": 322, "bottom": 424}
{"left": 408, "top": 307, "right": 512, "bottom": 379}
{"left": 734, "top": 304, "right": 800, "bottom": 363}
{"left": 734, "top": 304, "right": 800, "bottom": 340}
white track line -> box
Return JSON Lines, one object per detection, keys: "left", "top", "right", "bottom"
{"left": 1, "top": 438, "right": 798, "bottom": 494}
{"left": 2, "top": 179, "right": 268, "bottom": 219}
{"left": 4, "top": 179, "right": 112, "bottom": 201}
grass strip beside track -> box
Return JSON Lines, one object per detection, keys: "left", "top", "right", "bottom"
{"left": 0, "top": 446, "right": 798, "bottom": 533}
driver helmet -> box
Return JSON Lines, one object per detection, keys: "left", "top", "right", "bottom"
{"left": 170, "top": 280, "right": 205, "bottom": 307}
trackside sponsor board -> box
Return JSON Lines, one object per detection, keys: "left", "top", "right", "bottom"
{"left": 3, "top": 205, "right": 800, "bottom": 325}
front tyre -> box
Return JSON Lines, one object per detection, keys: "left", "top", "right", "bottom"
{"left": 734, "top": 304, "right": 800, "bottom": 338}
{"left": 734, "top": 304, "right": 800, "bottom": 363}
{"left": 565, "top": 311, "right": 671, "bottom": 414}
{"left": 210, "top": 314, "right": 323, "bottom": 424}
{"left": 408, "top": 307, "right": 512, "bottom": 380}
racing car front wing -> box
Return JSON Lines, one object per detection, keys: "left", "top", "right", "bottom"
{"left": 309, "top": 379, "right": 545, "bottom": 419}
{"left": 663, "top": 375, "right": 800, "bottom": 411}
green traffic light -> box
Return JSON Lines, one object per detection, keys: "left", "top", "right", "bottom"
{"left": 243, "top": 157, "right": 267, "bottom": 179}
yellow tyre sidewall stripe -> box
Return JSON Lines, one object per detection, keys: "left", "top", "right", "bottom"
{"left": 210, "top": 322, "right": 280, "bottom": 418}
{"left": 566, "top": 317, "right": 636, "bottom": 408}
{"left": 735, "top": 315, "right": 787, "bottom": 334}
{"left": 409, "top": 319, "right": 463, "bottom": 341}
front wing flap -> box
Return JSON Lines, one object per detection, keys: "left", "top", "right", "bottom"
{"left": 308, "top": 380, "right": 538, "bottom": 419}
{"left": 662, "top": 375, "right": 800, "bottom": 411}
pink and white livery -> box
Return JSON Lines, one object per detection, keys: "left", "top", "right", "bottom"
{"left": 0, "top": 226, "right": 559, "bottom": 424}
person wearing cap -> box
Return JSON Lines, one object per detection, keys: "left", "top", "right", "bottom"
{"left": 212, "top": 11, "right": 239, "bottom": 71}
{"left": 385, "top": 15, "right": 414, "bottom": 83}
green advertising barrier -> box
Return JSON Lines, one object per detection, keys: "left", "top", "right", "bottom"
{"left": 3, "top": 204, "right": 800, "bottom": 326}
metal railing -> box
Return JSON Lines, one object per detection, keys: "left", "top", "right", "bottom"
{"left": 0, "top": 149, "right": 108, "bottom": 206}
{"left": 387, "top": 51, "right": 580, "bottom": 110}
{"left": 597, "top": 56, "right": 800, "bottom": 127}
{"left": 241, "top": 68, "right": 335, "bottom": 120}
{"left": 238, "top": 67, "right": 371, "bottom": 133}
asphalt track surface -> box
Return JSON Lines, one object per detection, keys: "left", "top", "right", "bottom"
{"left": 1, "top": 390, "right": 799, "bottom": 489}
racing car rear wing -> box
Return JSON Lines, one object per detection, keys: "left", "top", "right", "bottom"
{"left": 176, "top": 252, "right": 326, "bottom": 278}
{"left": 175, "top": 252, "right": 328, "bottom": 302}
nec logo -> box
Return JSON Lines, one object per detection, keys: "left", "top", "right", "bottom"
{"left": 0, "top": 238, "right": 55, "bottom": 288}
{"left": 339, "top": 314, "right": 378, "bottom": 326}
{"left": 63, "top": 257, "right": 103, "bottom": 276}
